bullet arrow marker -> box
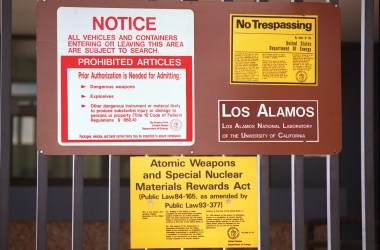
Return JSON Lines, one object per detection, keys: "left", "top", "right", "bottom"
{"left": 81, "top": 104, "right": 86, "bottom": 108}
{"left": 81, "top": 95, "right": 86, "bottom": 98}
{"left": 81, "top": 85, "right": 86, "bottom": 88}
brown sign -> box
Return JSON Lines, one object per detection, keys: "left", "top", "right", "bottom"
{"left": 37, "top": 1, "right": 341, "bottom": 155}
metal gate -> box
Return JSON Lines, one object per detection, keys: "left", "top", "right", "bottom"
{"left": 0, "top": 0, "right": 377, "bottom": 249}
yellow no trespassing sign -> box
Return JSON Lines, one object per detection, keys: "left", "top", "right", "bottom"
{"left": 231, "top": 15, "right": 318, "bottom": 85}
{"left": 130, "top": 156, "right": 258, "bottom": 249}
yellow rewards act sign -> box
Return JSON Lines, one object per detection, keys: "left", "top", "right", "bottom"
{"left": 130, "top": 156, "right": 258, "bottom": 248}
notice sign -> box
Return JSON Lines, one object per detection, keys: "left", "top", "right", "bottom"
{"left": 219, "top": 100, "right": 319, "bottom": 142}
{"left": 231, "top": 15, "right": 317, "bottom": 85}
{"left": 130, "top": 156, "right": 258, "bottom": 249}
{"left": 57, "top": 7, "right": 194, "bottom": 145}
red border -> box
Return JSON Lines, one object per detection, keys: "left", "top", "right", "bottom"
{"left": 60, "top": 56, "right": 193, "bottom": 143}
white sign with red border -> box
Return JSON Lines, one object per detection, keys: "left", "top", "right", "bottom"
{"left": 57, "top": 7, "right": 194, "bottom": 145}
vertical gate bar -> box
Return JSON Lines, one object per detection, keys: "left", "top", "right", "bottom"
{"left": 360, "top": 0, "right": 376, "bottom": 248}
{"left": 72, "top": 156, "right": 84, "bottom": 250}
{"left": 0, "top": 0, "right": 12, "bottom": 248}
{"left": 223, "top": 0, "right": 237, "bottom": 248}
{"left": 258, "top": 155, "right": 270, "bottom": 250}
{"left": 36, "top": 151, "right": 48, "bottom": 250}
{"left": 108, "top": 155, "right": 120, "bottom": 250}
{"left": 291, "top": 155, "right": 304, "bottom": 250}
{"left": 326, "top": 155, "right": 340, "bottom": 250}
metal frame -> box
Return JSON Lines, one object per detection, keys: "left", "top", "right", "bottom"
{"left": 0, "top": 0, "right": 377, "bottom": 250}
